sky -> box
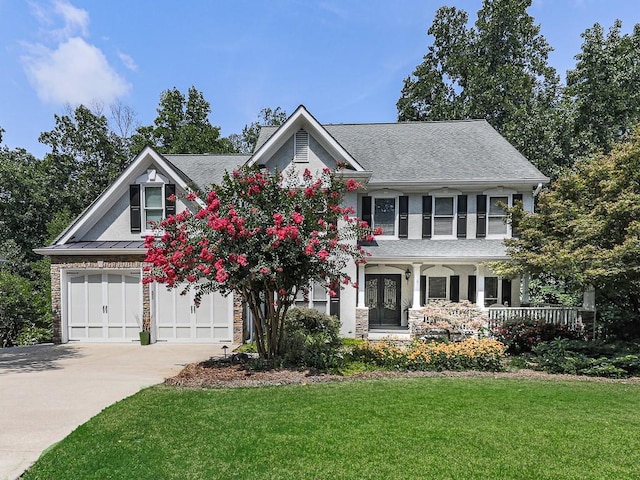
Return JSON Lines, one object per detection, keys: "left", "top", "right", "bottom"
{"left": 1, "top": 0, "right": 639, "bottom": 158}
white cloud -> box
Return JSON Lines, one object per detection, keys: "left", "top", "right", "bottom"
{"left": 22, "top": 37, "right": 130, "bottom": 105}
{"left": 118, "top": 52, "right": 138, "bottom": 72}
{"left": 22, "top": 0, "right": 132, "bottom": 106}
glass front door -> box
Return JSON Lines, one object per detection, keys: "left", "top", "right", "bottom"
{"left": 365, "top": 274, "right": 401, "bottom": 327}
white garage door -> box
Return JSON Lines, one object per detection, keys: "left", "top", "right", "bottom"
{"left": 154, "top": 286, "right": 233, "bottom": 342}
{"left": 67, "top": 271, "right": 142, "bottom": 341}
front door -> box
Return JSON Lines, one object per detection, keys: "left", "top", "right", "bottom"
{"left": 365, "top": 274, "right": 401, "bottom": 327}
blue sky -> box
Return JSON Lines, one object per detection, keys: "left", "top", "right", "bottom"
{"left": 1, "top": 0, "right": 639, "bottom": 158}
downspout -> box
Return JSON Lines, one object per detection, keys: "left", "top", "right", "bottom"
{"left": 533, "top": 182, "right": 543, "bottom": 197}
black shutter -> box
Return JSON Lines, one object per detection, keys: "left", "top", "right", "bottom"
{"left": 422, "top": 195, "right": 432, "bottom": 238}
{"left": 502, "top": 279, "right": 512, "bottom": 306}
{"left": 129, "top": 185, "right": 141, "bottom": 233}
{"left": 512, "top": 193, "right": 523, "bottom": 237}
{"left": 330, "top": 289, "right": 340, "bottom": 318}
{"left": 362, "top": 196, "right": 372, "bottom": 228}
{"left": 420, "top": 275, "right": 426, "bottom": 306}
{"left": 476, "top": 194, "right": 487, "bottom": 238}
{"left": 450, "top": 275, "right": 460, "bottom": 302}
{"left": 468, "top": 275, "right": 477, "bottom": 304}
{"left": 457, "top": 195, "right": 467, "bottom": 238}
{"left": 399, "top": 196, "right": 409, "bottom": 238}
{"left": 165, "top": 184, "right": 176, "bottom": 217}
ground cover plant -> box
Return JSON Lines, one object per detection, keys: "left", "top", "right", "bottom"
{"left": 531, "top": 339, "right": 640, "bottom": 378}
{"left": 23, "top": 377, "right": 640, "bottom": 480}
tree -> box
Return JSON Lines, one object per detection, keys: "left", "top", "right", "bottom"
{"left": 39, "top": 105, "right": 131, "bottom": 215}
{"left": 131, "top": 86, "right": 233, "bottom": 155}
{"left": 397, "top": 0, "right": 564, "bottom": 177}
{"left": 564, "top": 20, "right": 640, "bottom": 160}
{"left": 500, "top": 126, "right": 640, "bottom": 337}
{"left": 143, "top": 166, "right": 374, "bottom": 360}
{"left": 229, "top": 107, "right": 288, "bottom": 154}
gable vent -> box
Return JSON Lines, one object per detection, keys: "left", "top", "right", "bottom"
{"left": 294, "top": 129, "right": 309, "bottom": 163}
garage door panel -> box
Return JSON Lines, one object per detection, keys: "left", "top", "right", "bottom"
{"left": 155, "top": 285, "right": 232, "bottom": 342}
{"left": 67, "top": 271, "right": 142, "bottom": 342}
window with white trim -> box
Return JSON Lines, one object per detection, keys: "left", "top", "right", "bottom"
{"left": 294, "top": 282, "right": 329, "bottom": 314}
{"left": 428, "top": 277, "right": 447, "bottom": 299}
{"left": 488, "top": 196, "right": 509, "bottom": 235}
{"left": 144, "top": 186, "right": 164, "bottom": 229}
{"left": 374, "top": 197, "right": 396, "bottom": 236}
{"left": 433, "top": 197, "right": 455, "bottom": 236}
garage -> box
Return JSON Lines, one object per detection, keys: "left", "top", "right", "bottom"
{"left": 66, "top": 270, "right": 142, "bottom": 342}
{"left": 153, "top": 285, "right": 233, "bottom": 342}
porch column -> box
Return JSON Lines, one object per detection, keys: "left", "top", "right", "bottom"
{"left": 412, "top": 263, "right": 421, "bottom": 309}
{"left": 476, "top": 265, "right": 485, "bottom": 310}
{"left": 522, "top": 273, "right": 531, "bottom": 305}
{"left": 357, "top": 264, "right": 366, "bottom": 308}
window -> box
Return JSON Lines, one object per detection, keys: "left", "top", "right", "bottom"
{"left": 374, "top": 198, "right": 396, "bottom": 236}
{"left": 294, "top": 282, "right": 328, "bottom": 313}
{"left": 433, "top": 197, "right": 454, "bottom": 236}
{"left": 485, "top": 277, "right": 499, "bottom": 307}
{"left": 144, "top": 186, "right": 164, "bottom": 228}
{"left": 488, "top": 196, "right": 508, "bottom": 235}
{"left": 428, "top": 277, "right": 447, "bottom": 299}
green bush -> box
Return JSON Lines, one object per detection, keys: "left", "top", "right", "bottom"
{"left": 532, "top": 339, "right": 640, "bottom": 378}
{"left": 282, "top": 307, "right": 342, "bottom": 369}
{"left": 493, "top": 317, "right": 583, "bottom": 354}
{"left": 16, "top": 323, "right": 52, "bottom": 346}
{"left": 0, "top": 271, "right": 48, "bottom": 347}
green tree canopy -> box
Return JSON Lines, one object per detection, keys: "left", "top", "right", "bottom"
{"left": 131, "top": 86, "right": 233, "bottom": 155}
{"left": 501, "top": 126, "right": 640, "bottom": 334}
{"left": 228, "top": 107, "right": 288, "bottom": 154}
{"left": 397, "top": 0, "right": 564, "bottom": 177}
{"left": 564, "top": 20, "right": 640, "bottom": 160}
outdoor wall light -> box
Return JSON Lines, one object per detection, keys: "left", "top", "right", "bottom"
{"left": 405, "top": 268, "right": 411, "bottom": 280}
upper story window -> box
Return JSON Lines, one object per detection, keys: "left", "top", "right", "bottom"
{"left": 374, "top": 197, "right": 396, "bottom": 236}
{"left": 488, "top": 196, "right": 508, "bottom": 236}
{"left": 130, "top": 168, "right": 175, "bottom": 235}
{"left": 144, "top": 186, "right": 164, "bottom": 228}
{"left": 433, "top": 197, "right": 455, "bottom": 236}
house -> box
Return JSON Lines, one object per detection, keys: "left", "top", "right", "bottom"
{"left": 36, "top": 105, "right": 549, "bottom": 344}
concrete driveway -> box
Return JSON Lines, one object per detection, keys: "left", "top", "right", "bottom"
{"left": 0, "top": 343, "right": 227, "bottom": 480}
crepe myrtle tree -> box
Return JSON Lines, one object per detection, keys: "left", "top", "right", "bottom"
{"left": 143, "top": 166, "right": 378, "bottom": 360}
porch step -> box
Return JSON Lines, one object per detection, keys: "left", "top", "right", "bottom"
{"left": 368, "top": 329, "right": 411, "bottom": 342}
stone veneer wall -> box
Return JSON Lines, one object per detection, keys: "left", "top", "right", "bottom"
{"left": 355, "top": 307, "right": 369, "bottom": 340}
{"left": 48, "top": 254, "right": 244, "bottom": 344}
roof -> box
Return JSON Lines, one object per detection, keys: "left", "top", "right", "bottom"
{"left": 256, "top": 120, "right": 549, "bottom": 185}
{"left": 363, "top": 239, "right": 508, "bottom": 261}
{"left": 34, "top": 241, "right": 146, "bottom": 255}
{"left": 165, "top": 154, "right": 250, "bottom": 190}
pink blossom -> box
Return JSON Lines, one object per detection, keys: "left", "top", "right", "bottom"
{"left": 345, "top": 179, "right": 361, "bottom": 191}
{"left": 237, "top": 255, "right": 248, "bottom": 266}
{"left": 291, "top": 212, "right": 304, "bottom": 224}
{"left": 317, "top": 249, "right": 329, "bottom": 262}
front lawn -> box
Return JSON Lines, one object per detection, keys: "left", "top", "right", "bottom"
{"left": 23, "top": 377, "right": 640, "bottom": 479}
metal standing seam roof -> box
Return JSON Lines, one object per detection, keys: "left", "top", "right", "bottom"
{"left": 256, "top": 120, "right": 548, "bottom": 185}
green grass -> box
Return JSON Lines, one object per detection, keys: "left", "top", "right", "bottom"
{"left": 24, "top": 378, "right": 640, "bottom": 479}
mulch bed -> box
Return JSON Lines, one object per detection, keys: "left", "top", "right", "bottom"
{"left": 165, "top": 357, "right": 640, "bottom": 388}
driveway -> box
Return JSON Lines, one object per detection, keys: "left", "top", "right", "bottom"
{"left": 0, "top": 343, "right": 227, "bottom": 480}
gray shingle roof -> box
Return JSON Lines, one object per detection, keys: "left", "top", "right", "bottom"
{"left": 364, "top": 239, "right": 508, "bottom": 260}
{"left": 257, "top": 120, "right": 548, "bottom": 185}
{"left": 164, "top": 154, "right": 250, "bottom": 190}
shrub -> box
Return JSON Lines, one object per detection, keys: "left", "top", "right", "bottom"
{"left": 0, "top": 271, "right": 48, "bottom": 347}
{"left": 350, "top": 338, "right": 506, "bottom": 372}
{"left": 493, "top": 317, "right": 583, "bottom": 354}
{"left": 410, "top": 300, "right": 489, "bottom": 339}
{"left": 282, "top": 307, "right": 342, "bottom": 369}
{"left": 532, "top": 339, "right": 640, "bottom": 378}
{"left": 16, "top": 323, "right": 52, "bottom": 346}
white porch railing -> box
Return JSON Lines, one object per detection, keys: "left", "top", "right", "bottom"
{"left": 487, "top": 306, "right": 582, "bottom": 330}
